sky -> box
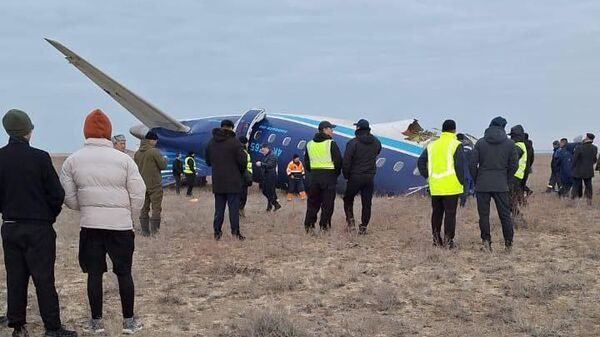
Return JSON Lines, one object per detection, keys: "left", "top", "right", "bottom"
{"left": 1, "top": 0, "right": 599, "bottom": 153}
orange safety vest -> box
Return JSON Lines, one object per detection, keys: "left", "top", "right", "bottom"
{"left": 286, "top": 161, "right": 305, "bottom": 176}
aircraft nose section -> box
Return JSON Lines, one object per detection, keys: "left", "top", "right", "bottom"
{"left": 129, "top": 124, "right": 149, "bottom": 139}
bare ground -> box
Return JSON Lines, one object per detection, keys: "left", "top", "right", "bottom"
{"left": 1, "top": 156, "right": 600, "bottom": 336}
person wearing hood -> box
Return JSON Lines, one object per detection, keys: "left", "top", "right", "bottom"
{"left": 417, "top": 120, "right": 464, "bottom": 249}
{"left": 205, "top": 120, "right": 248, "bottom": 240}
{"left": 257, "top": 144, "right": 281, "bottom": 211}
{"left": 61, "top": 109, "right": 146, "bottom": 334}
{"left": 342, "top": 119, "right": 382, "bottom": 234}
{"left": 546, "top": 140, "right": 561, "bottom": 193}
{"left": 303, "top": 121, "right": 343, "bottom": 233}
{"left": 571, "top": 133, "right": 597, "bottom": 203}
{"left": 0, "top": 109, "right": 77, "bottom": 337}
{"left": 508, "top": 125, "right": 528, "bottom": 225}
{"left": 134, "top": 131, "right": 167, "bottom": 236}
{"left": 557, "top": 138, "right": 574, "bottom": 197}
{"left": 470, "top": 117, "right": 518, "bottom": 252}
{"left": 456, "top": 133, "right": 474, "bottom": 207}
{"left": 183, "top": 152, "right": 196, "bottom": 197}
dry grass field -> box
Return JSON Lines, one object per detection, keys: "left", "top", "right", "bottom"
{"left": 2, "top": 155, "right": 600, "bottom": 336}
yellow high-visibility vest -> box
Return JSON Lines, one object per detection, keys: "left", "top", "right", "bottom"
{"left": 427, "top": 132, "right": 464, "bottom": 196}
{"left": 306, "top": 139, "right": 334, "bottom": 170}
{"left": 245, "top": 150, "right": 253, "bottom": 174}
{"left": 514, "top": 142, "right": 528, "bottom": 180}
{"left": 184, "top": 156, "right": 196, "bottom": 174}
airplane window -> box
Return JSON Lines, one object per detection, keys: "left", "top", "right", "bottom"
{"left": 376, "top": 158, "right": 386, "bottom": 168}
{"left": 297, "top": 140, "right": 307, "bottom": 150}
{"left": 254, "top": 131, "right": 262, "bottom": 140}
{"left": 268, "top": 134, "right": 276, "bottom": 143}
{"left": 393, "top": 161, "right": 404, "bottom": 172}
{"left": 282, "top": 137, "right": 292, "bottom": 146}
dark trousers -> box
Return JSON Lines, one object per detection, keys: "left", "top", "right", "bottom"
{"left": 509, "top": 179, "right": 524, "bottom": 217}
{"left": 262, "top": 175, "right": 278, "bottom": 206}
{"left": 240, "top": 186, "right": 248, "bottom": 210}
{"left": 476, "top": 192, "right": 513, "bottom": 244}
{"left": 174, "top": 174, "right": 182, "bottom": 194}
{"left": 343, "top": 175, "right": 374, "bottom": 227}
{"left": 430, "top": 195, "right": 459, "bottom": 242}
{"left": 559, "top": 181, "right": 572, "bottom": 197}
{"left": 571, "top": 177, "right": 593, "bottom": 200}
{"left": 185, "top": 173, "right": 196, "bottom": 196}
{"left": 304, "top": 180, "right": 336, "bottom": 230}
{"left": 1, "top": 222, "right": 62, "bottom": 330}
{"left": 214, "top": 193, "right": 241, "bottom": 235}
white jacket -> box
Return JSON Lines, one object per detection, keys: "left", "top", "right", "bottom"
{"left": 60, "top": 138, "right": 146, "bottom": 230}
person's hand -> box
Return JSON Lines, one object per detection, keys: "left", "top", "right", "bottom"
{"left": 256, "top": 161, "right": 262, "bottom": 167}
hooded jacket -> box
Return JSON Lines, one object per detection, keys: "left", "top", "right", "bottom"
{"left": 0, "top": 137, "right": 65, "bottom": 224}
{"left": 205, "top": 128, "right": 247, "bottom": 194}
{"left": 509, "top": 125, "right": 527, "bottom": 161}
{"left": 342, "top": 129, "right": 382, "bottom": 179}
{"left": 304, "top": 132, "right": 343, "bottom": 183}
{"left": 61, "top": 138, "right": 147, "bottom": 230}
{"left": 134, "top": 139, "right": 167, "bottom": 190}
{"left": 470, "top": 126, "right": 519, "bottom": 192}
{"left": 571, "top": 141, "right": 598, "bottom": 179}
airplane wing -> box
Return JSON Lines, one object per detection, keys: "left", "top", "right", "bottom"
{"left": 45, "top": 38, "right": 190, "bottom": 133}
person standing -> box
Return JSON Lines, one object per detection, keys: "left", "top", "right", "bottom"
{"left": 508, "top": 125, "right": 528, "bottom": 225}
{"left": 257, "top": 144, "right": 282, "bottom": 211}
{"left": 546, "top": 140, "right": 561, "bottom": 193}
{"left": 342, "top": 119, "right": 382, "bottom": 234}
{"left": 172, "top": 153, "right": 183, "bottom": 195}
{"left": 522, "top": 132, "right": 535, "bottom": 196}
{"left": 0, "top": 109, "right": 77, "bottom": 337}
{"left": 417, "top": 120, "right": 464, "bottom": 249}
{"left": 456, "top": 133, "right": 474, "bottom": 207}
{"left": 112, "top": 134, "right": 127, "bottom": 152}
{"left": 60, "top": 109, "right": 146, "bottom": 335}
{"left": 557, "top": 138, "right": 574, "bottom": 197}
{"left": 303, "top": 121, "right": 343, "bottom": 234}
{"left": 239, "top": 137, "right": 253, "bottom": 218}
{"left": 183, "top": 152, "right": 196, "bottom": 197}
{"left": 205, "top": 120, "right": 248, "bottom": 240}
{"left": 470, "top": 117, "right": 518, "bottom": 252}
{"left": 134, "top": 131, "right": 167, "bottom": 236}
{"left": 571, "top": 133, "right": 597, "bottom": 204}
{"left": 286, "top": 154, "right": 307, "bottom": 201}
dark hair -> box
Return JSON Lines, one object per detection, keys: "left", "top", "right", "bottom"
{"left": 293, "top": 154, "right": 300, "bottom": 159}
{"left": 442, "top": 119, "right": 456, "bottom": 132}
{"left": 221, "top": 119, "right": 235, "bottom": 128}
{"left": 261, "top": 143, "right": 270, "bottom": 149}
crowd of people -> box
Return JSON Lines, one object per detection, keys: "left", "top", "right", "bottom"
{"left": 1, "top": 107, "right": 597, "bottom": 336}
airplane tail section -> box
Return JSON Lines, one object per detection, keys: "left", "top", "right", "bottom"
{"left": 45, "top": 38, "right": 190, "bottom": 133}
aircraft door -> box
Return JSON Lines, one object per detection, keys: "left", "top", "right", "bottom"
{"left": 234, "top": 109, "right": 266, "bottom": 140}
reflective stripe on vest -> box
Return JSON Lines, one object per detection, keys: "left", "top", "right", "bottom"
{"left": 307, "top": 140, "right": 335, "bottom": 170}
{"left": 427, "top": 132, "right": 464, "bottom": 196}
{"left": 245, "top": 151, "right": 253, "bottom": 174}
{"left": 184, "top": 157, "right": 195, "bottom": 174}
{"left": 514, "top": 142, "right": 528, "bottom": 179}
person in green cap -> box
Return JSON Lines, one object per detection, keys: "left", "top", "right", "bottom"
{"left": 0, "top": 109, "right": 77, "bottom": 337}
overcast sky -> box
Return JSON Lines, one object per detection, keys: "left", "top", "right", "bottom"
{"left": 1, "top": 0, "right": 599, "bottom": 152}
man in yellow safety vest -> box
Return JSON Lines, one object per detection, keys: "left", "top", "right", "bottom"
{"left": 417, "top": 120, "right": 465, "bottom": 249}
{"left": 303, "top": 121, "right": 343, "bottom": 234}
{"left": 184, "top": 152, "right": 196, "bottom": 197}
{"left": 509, "top": 125, "right": 528, "bottom": 226}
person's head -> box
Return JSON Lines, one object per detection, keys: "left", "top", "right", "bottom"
{"left": 560, "top": 138, "right": 568, "bottom": 148}
{"left": 353, "top": 119, "right": 370, "bottom": 132}
{"left": 176, "top": 152, "right": 181, "bottom": 159}
{"left": 84, "top": 109, "right": 112, "bottom": 141}
{"left": 318, "top": 121, "right": 336, "bottom": 137}
{"left": 239, "top": 136, "right": 249, "bottom": 148}
{"left": 442, "top": 119, "right": 456, "bottom": 134}
{"left": 221, "top": 119, "right": 235, "bottom": 131}
{"left": 145, "top": 131, "right": 159, "bottom": 146}
{"left": 293, "top": 154, "right": 300, "bottom": 163}
{"left": 112, "top": 134, "right": 127, "bottom": 152}
{"left": 552, "top": 140, "right": 559, "bottom": 149}
{"left": 585, "top": 133, "right": 595, "bottom": 143}
{"left": 3, "top": 109, "right": 34, "bottom": 141}
{"left": 508, "top": 125, "right": 525, "bottom": 140}
{"left": 456, "top": 133, "right": 466, "bottom": 141}
{"left": 489, "top": 116, "right": 507, "bottom": 129}
{"left": 260, "top": 144, "right": 270, "bottom": 155}
{"left": 187, "top": 152, "right": 194, "bottom": 157}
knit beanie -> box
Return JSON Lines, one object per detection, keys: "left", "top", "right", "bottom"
{"left": 84, "top": 109, "right": 112, "bottom": 140}
{"left": 2, "top": 109, "right": 34, "bottom": 137}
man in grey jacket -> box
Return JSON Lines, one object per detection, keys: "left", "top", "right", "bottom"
{"left": 470, "top": 117, "right": 519, "bottom": 252}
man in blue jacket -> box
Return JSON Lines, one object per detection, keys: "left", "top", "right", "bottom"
{"left": 257, "top": 144, "right": 281, "bottom": 212}
{"left": 557, "top": 138, "right": 574, "bottom": 197}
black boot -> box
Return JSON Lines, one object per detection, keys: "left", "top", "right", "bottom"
{"left": 266, "top": 202, "right": 273, "bottom": 212}
{"left": 12, "top": 325, "right": 29, "bottom": 337}
{"left": 273, "top": 201, "right": 282, "bottom": 212}
{"left": 214, "top": 232, "right": 222, "bottom": 241}
{"left": 346, "top": 218, "right": 356, "bottom": 232}
{"left": 139, "top": 218, "right": 150, "bottom": 236}
{"left": 44, "top": 326, "right": 77, "bottom": 337}
{"left": 432, "top": 232, "right": 443, "bottom": 247}
{"left": 234, "top": 231, "right": 246, "bottom": 241}
{"left": 358, "top": 224, "right": 368, "bottom": 235}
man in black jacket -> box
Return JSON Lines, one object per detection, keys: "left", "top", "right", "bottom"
{"left": 342, "top": 119, "right": 381, "bottom": 234}
{"left": 257, "top": 144, "right": 281, "bottom": 212}
{"left": 303, "top": 121, "right": 343, "bottom": 233}
{"left": 522, "top": 132, "right": 535, "bottom": 196}
{"left": 172, "top": 153, "right": 183, "bottom": 195}
{"left": 0, "top": 109, "right": 77, "bottom": 337}
{"left": 205, "top": 120, "right": 248, "bottom": 240}
{"left": 470, "top": 117, "right": 519, "bottom": 252}
{"left": 571, "top": 133, "right": 598, "bottom": 204}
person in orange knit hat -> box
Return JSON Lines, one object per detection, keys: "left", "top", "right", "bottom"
{"left": 286, "top": 154, "right": 306, "bottom": 201}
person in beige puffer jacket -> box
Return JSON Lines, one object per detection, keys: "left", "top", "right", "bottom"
{"left": 60, "top": 109, "right": 146, "bottom": 334}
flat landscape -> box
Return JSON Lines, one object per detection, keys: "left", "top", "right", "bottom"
{"left": 1, "top": 155, "right": 600, "bottom": 337}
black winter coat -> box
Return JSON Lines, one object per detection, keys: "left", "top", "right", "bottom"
{"left": 261, "top": 151, "right": 278, "bottom": 182}
{"left": 205, "top": 128, "right": 248, "bottom": 194}
{"left": 172, "top": 158, "right": 183, "bottom": 175}
{"left": 342, "top": 130, "right": 382, "bottom": 179}
{"left": 470, "top": 126, "right": 519, "bottom": 192}
{"left": 571, "top": 141, "right": 598, "bottom": 179}
{"left": 304, "top": 132, "right": 343, "bottom": 184}
{"left": 0, "top": 137, "right": 65, "bottom": 224}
